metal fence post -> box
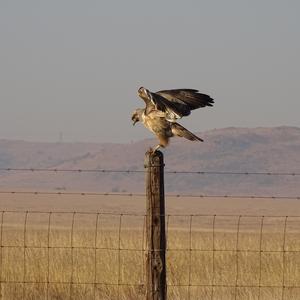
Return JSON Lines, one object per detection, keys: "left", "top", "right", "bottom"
{"left": 144, "top": 150, "right": 167, "bottom": 300}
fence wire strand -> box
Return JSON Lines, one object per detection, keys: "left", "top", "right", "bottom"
{"left": 234, "top": 215, "right": 241, "bottom": 300}
{"left": 117, "top": 214, "right": 122, "bottom": 300}
{"left": 211, "top": 215, "right": 216, "bottom": 300}
{"left": 93, "top": 213, "right": 99, "bottom": 300}
{"left": 258, "top": 216, "right": 264, "bottom": 300}
{"left": 1, "top": 167, "right": 299, "bottom": 176}
{"left": 0, "top": 211, "right": 3, "bottom": 300}
{"left": 0, "top": 190, "right": 299, "bottom": 200}
{"left": 22, "top": 211, "right": 28, "bottom": 300}
{"left": 46, "top": 212, "right": 51, "bottom": 300}
{"left": 281, "top": 216, "right": 288, "bottom": 300}
{"left": 188, "top": 215, "right": 193, "bottom": 300}
{"left": 69, "top": 212, "right": 75, "bottom": 300}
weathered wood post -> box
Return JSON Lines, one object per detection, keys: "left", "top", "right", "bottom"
{"left": 144, "top": 150, "right": 167, "bottom": 300}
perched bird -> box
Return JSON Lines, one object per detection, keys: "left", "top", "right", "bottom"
{"left": 132, "top": 87, "right": 214, "bottom": 151}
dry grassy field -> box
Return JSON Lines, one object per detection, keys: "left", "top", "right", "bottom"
{"left": 0, "top": 210, "right": 300, "bottom": 300}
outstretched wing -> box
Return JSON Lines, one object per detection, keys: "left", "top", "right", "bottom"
{"left": 152, "top": 89, "right": 214, "bottom": 121}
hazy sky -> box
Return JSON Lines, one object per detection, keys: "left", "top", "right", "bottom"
{"left": 1, "top": 0, "right": 299, "bottom": 143}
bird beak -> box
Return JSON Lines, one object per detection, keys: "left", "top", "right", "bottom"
{"left": 133, "top": 120, "right": 137, "bottom": 126}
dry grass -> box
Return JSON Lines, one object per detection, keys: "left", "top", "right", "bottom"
{"left": 0, "top": 213, "right": 300, "bottom": 299}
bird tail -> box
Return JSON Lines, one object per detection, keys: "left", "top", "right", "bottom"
{"left": 171, "top": 123, "right": 203, "bottom": 142}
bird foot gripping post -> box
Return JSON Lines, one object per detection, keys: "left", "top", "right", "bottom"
{"left": 144, "top": 150, "right": 167, "bottom": 300}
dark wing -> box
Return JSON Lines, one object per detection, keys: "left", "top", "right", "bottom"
{"left": 151, "top": 89, "right": 214, "bottom": 121}
{"left": 157, "top": 89, "right": 214, "bottom": 109}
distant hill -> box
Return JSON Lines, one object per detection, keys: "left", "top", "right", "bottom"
{"left": 0, "top": 127, "right": 299, "bottom": 196}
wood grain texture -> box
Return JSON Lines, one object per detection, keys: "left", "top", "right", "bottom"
{"left": 144, "top": 150, "right": 166, "bottom": 300}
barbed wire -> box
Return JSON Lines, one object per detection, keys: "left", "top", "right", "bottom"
{"left": 0, "top": 190, "right": 299, "bottom": 200}
{"left": 0, "top": 168, "right": 142, "bottom": 174}
{"left": 167, "top": 170, "right": 300, "bottom": 176}
{"left": 0, "top": 167, "right": 299, "bottom": 176}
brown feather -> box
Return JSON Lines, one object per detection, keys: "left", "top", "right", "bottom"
{"left": 171, "top": 123, "right": 203, "bottom": 142}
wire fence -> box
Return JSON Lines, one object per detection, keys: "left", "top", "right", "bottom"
{"left": 0, "top": 210, "right": 300, "bottom": 299}
{"left": 0, "top": 167, "right": 300, "bottom": 299}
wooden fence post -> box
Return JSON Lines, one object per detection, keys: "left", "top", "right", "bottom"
{"left": 144, "top": 150, "right": 167, "bottom": 300}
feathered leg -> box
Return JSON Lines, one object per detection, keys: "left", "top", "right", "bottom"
{"left": 153, "top": 135, "right": 169, "bottom": 152}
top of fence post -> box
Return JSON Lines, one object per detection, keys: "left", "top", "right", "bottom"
{"left": 144, "top": 150, "right": 164, "bottom": 169}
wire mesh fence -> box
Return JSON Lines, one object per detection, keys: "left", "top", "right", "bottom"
{"left": 0, "top": 164, "right": 299, "bottom": 299}
{"left": 0, "top": 210, "right": 300, "bottom": 299}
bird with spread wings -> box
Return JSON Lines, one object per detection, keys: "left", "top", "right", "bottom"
{"left": 131, "top": 87, "right": 214, "bottom": 151}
